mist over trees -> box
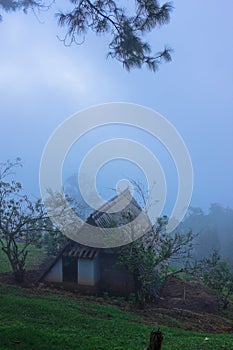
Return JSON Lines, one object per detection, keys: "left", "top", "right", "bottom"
{"left": 179, "top": 204, "right": 233, "bottom": 263}
{"left": 64, "top": 173, "right": 233, "bottom": 266}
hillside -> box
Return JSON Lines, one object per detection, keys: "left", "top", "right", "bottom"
{"left": 1, "top": 267, "right": 232, "bottom": 334}
{"left": 0, "top": 247, "right": 233, "bottom": 349}
{"left": 136, "top": 276, "right": 233, "bottom": 334}
{"left": 0, "top": 284, "right": 233, "bottom": 350}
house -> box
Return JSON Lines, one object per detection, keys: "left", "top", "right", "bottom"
{"left": 39, "top": 189, "right": 150, "bottom": 297}
{"left": 39, "top": 242, "right": 135, "bottom": 296}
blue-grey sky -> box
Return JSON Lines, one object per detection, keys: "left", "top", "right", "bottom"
{"left": 0, "top": 1, "right": 233, "bottom": 215}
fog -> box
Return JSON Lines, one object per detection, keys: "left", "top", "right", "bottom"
{"left": 0, "top": 1, "right": 233, "bottom": 234}
{"left": 179, "top": 204, "right": 233, "bottom": 264}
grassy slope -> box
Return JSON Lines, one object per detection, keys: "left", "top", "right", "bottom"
{"left": 0, "top": 244, "right": 45, "bottom": 273}
{"left": 0, "top": 286, "right": 233, "bottom": 350}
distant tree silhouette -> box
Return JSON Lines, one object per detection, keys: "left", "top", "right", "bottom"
{"left": 180, "top": 204, "right": 233, "bottom": 262}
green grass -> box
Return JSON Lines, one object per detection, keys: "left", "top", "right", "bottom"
{"left": 0, "top": 285, "right": 233, "bottom": 350}
{"left": 167, "top": 266, "right": 195, "bottom": 282}
{"left": 0, "top": 244, "right": 45, "bottom": 273}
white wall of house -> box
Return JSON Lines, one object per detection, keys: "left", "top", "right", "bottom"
{"left": 78, "top": 258, "right": 99, "bottom": 286}
{"left": 45, "top": 258, "right": 63, "bottom": 282}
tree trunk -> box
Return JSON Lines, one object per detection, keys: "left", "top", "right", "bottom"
{"left": 146, "top": 329, "right": 163, "bottom": 350}
{"left": 3, "top": 247, "right": 26, "bottom": 283}
{"left": 14, "top": 269, "right": 25, "bottom": 283}
{"left": 133, "top": 270, "right": 145, "bottom": 309}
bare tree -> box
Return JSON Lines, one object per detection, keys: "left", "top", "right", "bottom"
{"left": 0, "top": 159, "right": 46, "bottom": 282}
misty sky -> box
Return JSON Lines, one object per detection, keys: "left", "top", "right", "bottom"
{"left": 0, "top": 1, "right": 233, "bottom": 216}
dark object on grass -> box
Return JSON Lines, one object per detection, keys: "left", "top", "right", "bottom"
{"left": 146, "top": 328, "right": 163, "bottom": 350}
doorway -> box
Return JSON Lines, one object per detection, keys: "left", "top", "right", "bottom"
{"left": 62, "top": 256, "right": 78, "bottom": 283}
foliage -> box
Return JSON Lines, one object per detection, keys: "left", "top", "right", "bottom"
{"left": 118, "top": 233, "right": 159, "bottom": 308}
{"left": 42, "top": 227, "right": 68, "bottom": 256}
{"left": 118, "top": 215, "right": 195, "bottom": 307}
{"left": 188, "top": 250, "right": 233, "bottom": 309}
{"left": 1, "top": 285, "right": 233, "bottom": 350}
{"left": 1, "top": 1, "right": 173, "bottom": 71}
{"left": 57, "top": 0, "right": 173, "bottom": 71}
{"left": 0, "top": 0, "right": 45, "bottom": 21}
{"left": 0, "top": 159, "right": 46, "bottom": 281}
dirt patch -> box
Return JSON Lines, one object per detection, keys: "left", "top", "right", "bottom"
{"left": 133, "top": 304, "right": 233, "bottom": 334}
{"left": 159, "top": 275, "right": 218, "bottom": 314}
{"left": 130, "top": 276, "right": 233, "bottom": 333}
{"left": 0, "top": 271, "right": 232, "bottom": 334}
